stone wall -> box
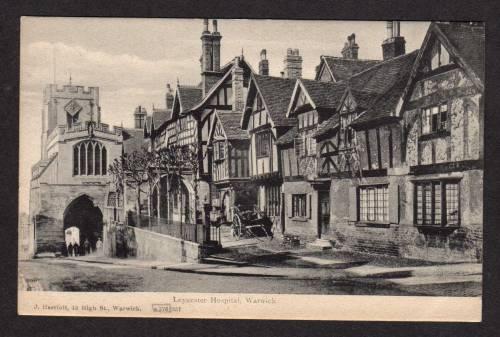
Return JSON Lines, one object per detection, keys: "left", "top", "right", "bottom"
{"left": 32, "top": 183, "right": 111, "bottom": 253}
{"left": 127, "top": 226, "right": 203, "bottom": 263}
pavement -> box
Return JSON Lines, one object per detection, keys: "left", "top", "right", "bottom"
{"left": 33, "top": 227, "right": 481, "bottom": 295}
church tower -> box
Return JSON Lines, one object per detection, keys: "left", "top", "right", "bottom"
{"left": 41, "top": 83, "right": 100, "bottom": 160}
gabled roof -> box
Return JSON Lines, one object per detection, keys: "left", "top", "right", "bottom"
{"left": 395, "top": 22, "right": 484, "bottom": 118}
{"left": 242, "top": 74, "right": 297, "bottom": 128}
{"left": 288, "top": 79, "right": 347, "bottom": 116}
{"left": 316, "top": 56, "right": 380, "bottom": 82}
{"left": 435, "top": 22, "right": 484, "bottom": 84}
{"left": 176, "top": 85, "right": 203, "bottom": 114}
{"left": 275, "top": 125, "right": 298, "bottom": 146}
{"left": 312, "top": 115, "right": 339, "bottom": 138}
{"left": 152, "top": 108, "right": 171, "bottom": 128}
{"left": 208, "top": 111, "right": 248, "bottom": 143}
{"left": 191, "top": 56, "right": 254, "bottom": 115}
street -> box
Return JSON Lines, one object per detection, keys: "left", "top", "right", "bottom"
{"left": 18, "top": 258, "right": 480, "bottom": 296}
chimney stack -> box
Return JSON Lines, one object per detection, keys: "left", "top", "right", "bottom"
{"left": 341, "top": 34, "right": 359, "bottom": 59}
{"left": 382, "top": 21, "right": 406, "bottom": 60}
{"left": 232, "top": 57, "right": 245, "bottom": 112}
{"left": 165, "top": 83, "right": 174, "bottom": 110}
{"left": 211, "top": 19, "right": 222, "bottom": 71}
{"left": 259, "top": 49, "right": 269, "bottom": 75}
{"left": 200, "top": 19, "right": 213, "bottom": 72}
{"left": 283, "top": 48, "right": 302, "bottom": 79}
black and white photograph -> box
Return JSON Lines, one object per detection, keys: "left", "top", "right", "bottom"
{"left": 18, "top": 17, "right": 484, "bottom": 320}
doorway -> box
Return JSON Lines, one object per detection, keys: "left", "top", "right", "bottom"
{"left": 63, "top": 195, "right": 103, "bottom": 256}
{"left": 318, "top": 191, "right": 330, "bottom": 239}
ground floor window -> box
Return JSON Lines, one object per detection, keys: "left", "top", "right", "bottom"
{"left": 359, "top": 185, "right": 388, "bottom": 222}
{"left": 292, "top": 194, "right": 307, "bottom": 217}
{"left": 415, "top": 180, "right": 460, "bottom": 226}
{"left": 265, "top": 185, "right": 281, "bottom": 216}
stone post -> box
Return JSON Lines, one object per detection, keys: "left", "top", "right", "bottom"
{"left": 203, "top": 202, "right": 212, "bottom": 243}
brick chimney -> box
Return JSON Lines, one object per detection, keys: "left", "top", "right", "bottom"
{"left": 211, "top": 19, "right": 222, "bottom": 71}
{"left": 232, "top": 57, "right": 245, "bottom": 112}
{"left": 283, "top": 48, "right": 302, "bottom": 79}
{"left": 200, "top": 19, "right": 213, "bottom": 72}
{"left": 259, "top": 49, "right": 269, "bottom": 75}
{"left": 341, "top": 34, "right": 359, "bottom": 59}
{"left": 165, "top": 83, "right": 174, "bottom": 110}
{"left": 382, "top": 21, "right": 406, "bottom": 60}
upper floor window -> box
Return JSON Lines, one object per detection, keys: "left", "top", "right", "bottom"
{"left": 422, "top": 103, "right": 448, "bottom": 135}
{"left": 430, "top": 41, "right": 451, "bottom": 71}
{"left": 213, "top": 141, "right": 225, "bottom": 161}
{"left": 73, "top": 140, "right": 107, "bottom": 176}
{"left": 255, "top": 131, "right": 271, "bottom": 158}
{"left": 298, "top": 110, "right": 318, "bottom": 130}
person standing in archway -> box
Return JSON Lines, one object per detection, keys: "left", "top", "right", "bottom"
{"left": 84, "top": 238, "right": 91, "bottom": 255}
{"left": 73, "top": 241, "right": 80, "bottom": 256}
{"left": 67, "top": 242, "right": 74, "bottom": 257}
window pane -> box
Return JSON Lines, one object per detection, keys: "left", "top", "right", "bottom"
{"left": 441, "top": 45, "right": 450, "bottom": 66}
{"left": 102, "top": 146, "right": 107, "bottom": 175}
{"left": 434, "top": 183, "right": 441, "bottom": 224}
{"left": 87, "top": 142, "right": 94, "bottom": 175}
{"left": 431, "top": 106, "right": 439, "bottom": 132}
{"left": 416, "top": 185, "right": 423, "bottom": 224}
{"left": 422, "top": 108, "right": 431, "bottom": 134}
{"left": 73, "top": 146, "right": 79, "bottom": 175}
{"left": 95, "top": 144, "right": 101, "bottom": 175}
{"left": 446, "top": 183, "right": 459, "bottom": 225}
{"left": 424, "top": 184, "right": 432, "bottom": 223}
{"left": 80, "top": 143, "right": 86, "bottom": 175}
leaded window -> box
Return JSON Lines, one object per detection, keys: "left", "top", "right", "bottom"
{"left": 415, "top": 180, "right": 460, "bottom": 226}
{"left": 359, "top": 185, "right": 388, "bottom": 222}
{"left": 422, "top": 103, "right": 448, "bottom": 134}
{"left": 73, "top": 140, "right": 107, "bottom": 176}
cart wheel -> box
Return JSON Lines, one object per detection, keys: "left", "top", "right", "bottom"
{"left": 232, "top": 215, "right": 242, "bottom": 239}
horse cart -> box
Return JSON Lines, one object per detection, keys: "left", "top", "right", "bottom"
{"left": 230, "top": 206, "right": 274, "bottom": 240}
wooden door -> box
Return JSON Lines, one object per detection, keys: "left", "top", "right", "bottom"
{"left": 318, "top": 191, "right": 330, "bottom": 238}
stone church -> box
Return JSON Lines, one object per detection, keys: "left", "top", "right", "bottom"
{"left": 29, "top": 83, "right": 127, "bottom": 255}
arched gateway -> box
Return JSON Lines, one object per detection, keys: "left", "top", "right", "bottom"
{"left": 63, "top": 195, "right": 103, "bottom": 255}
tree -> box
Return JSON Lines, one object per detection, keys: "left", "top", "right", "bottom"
{"left": 108, "top": 148, "right": 156, "bottom": 222}
{"left": 157, "top": 143, "right": 202, "bottom": 224}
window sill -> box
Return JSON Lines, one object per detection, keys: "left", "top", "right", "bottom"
{"left": 354, "top": 222, "right": 391, "bottom": 228}
{"left": 290, "top": 217, "right": 309, "bottom": 222}
{"left": 415, "top": 224, "right": 460, "bottom": 235}
{"left": 419, "top": 130, "right": 450, "bottom": 141}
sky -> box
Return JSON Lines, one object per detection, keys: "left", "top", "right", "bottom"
{"left": 19, "top": 18, "right": 430, "bottom": 213}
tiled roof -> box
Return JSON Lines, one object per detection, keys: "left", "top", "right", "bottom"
{"left": 152, "top": 108, "right": 171, "bottom": 128}
{"left": 123, "top": 128, "right": 147, "bottom": 154}
{"left": 276, "top": 125, "right": 298, "bottom": 145}
{"left": 300, "top": 79, "right": 347, "bottom": 110}
{"left": 312, "top": 115, "right": 339, "bottom": 138}
{"left": 435, "top": 22, "right": 484, "bottom": 83}
{"left": 178, "top": 85, "right": 202, "bottom": 113}
{"left": 321, "top": 56, "right": 380, "bottom": 81}
{"left": 349, "top": 51, "right": 419, "bottom": 126}
{"left": 253, "top": 74, "right": 297, "bottom": 127}
{"left": 217, "top": 112, "right": 248, "bottom": 140}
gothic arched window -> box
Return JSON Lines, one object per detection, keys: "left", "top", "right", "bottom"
{"left": 73, "top": 140, "right": 107, "bottom": 176}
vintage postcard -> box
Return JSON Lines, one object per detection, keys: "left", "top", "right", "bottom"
{"left": 18, "top": 17, "right": 483, "bottom": 321}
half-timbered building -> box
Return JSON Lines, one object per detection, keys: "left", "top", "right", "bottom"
{"left": 242, "top": 73, "right": 297, "bottom": 231}
{"left": 207, "top": 111, "right": 254, "bottom": 222}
